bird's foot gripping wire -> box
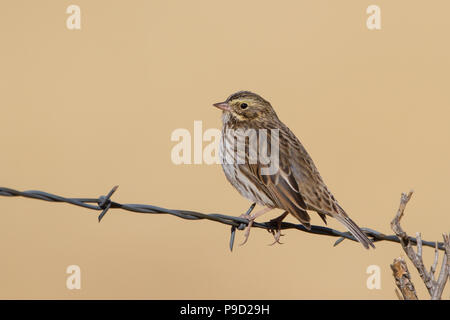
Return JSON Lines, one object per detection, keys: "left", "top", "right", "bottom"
{"left": 267, "top": 211, "right": 289, "bottom": 245}
{"left": 238, "top": 207, "right": 272, "bottom": 246}
{"left": 238, "top": 213, "right": 255, "bottom": 246}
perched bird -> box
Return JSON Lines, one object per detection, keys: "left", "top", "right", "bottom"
{"left": 213, "top": 91, "right": 374, "bottom": 249}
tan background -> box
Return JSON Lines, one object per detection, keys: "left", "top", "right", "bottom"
{"left": 0, "top": 0, "right": 449, "bottom": 299}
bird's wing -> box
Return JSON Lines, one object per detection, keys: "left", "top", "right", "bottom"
{"left": 278, "top": 125, "right": 374, "bottom": 249}
{"left": 280, "top": 125, "right": 340, "bottom": 218}
{"left": 246, "top": 130, "right": 312, "bottom": 228}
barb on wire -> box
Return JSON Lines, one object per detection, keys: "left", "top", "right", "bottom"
{"left": 0, "top": 186, "right": 445, "bottom": 252}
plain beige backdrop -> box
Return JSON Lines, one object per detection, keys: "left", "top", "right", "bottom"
{"left": 1, "top": 0, "right": 449, "bottom": 299}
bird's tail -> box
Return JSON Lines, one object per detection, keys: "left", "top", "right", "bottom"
{"left": 335, "top": 214, "right": 375, "bottom": 249}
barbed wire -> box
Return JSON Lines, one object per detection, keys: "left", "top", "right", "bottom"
{"left": 0, "top": 186, "right": 445, "bottom": 251}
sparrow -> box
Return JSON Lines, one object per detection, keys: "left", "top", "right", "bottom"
{"left": 213, "top": 91, "right": 374, "bottom": 249}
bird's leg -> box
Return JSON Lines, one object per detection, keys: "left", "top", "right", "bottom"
{"left": 239, "top": 207, "right": 272, "bottom": 246}
{"left": 268, "top": 211, "right": 289, "bottom": 245}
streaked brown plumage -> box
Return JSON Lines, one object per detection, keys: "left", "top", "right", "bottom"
{"left": 213, "top": 91, "right": 374, "bottom": 249}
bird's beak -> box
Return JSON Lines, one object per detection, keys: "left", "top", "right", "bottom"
{"left": 213, "top": 101, "right": 231, "bottom": 112}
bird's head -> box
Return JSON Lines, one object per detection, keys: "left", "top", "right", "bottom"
{"left": 213, "top": 91, "right": 278, "bottom": 124}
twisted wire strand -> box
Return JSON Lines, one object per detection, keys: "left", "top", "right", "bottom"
{"left": 0, "top": 186, "right": 445, "bottom": 251}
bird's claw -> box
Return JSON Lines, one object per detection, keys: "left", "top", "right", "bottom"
{"left": 268, "top": 229, "right": 285, "bottom": 245}
{"left": 267, "top": 211, "right": 288, "bottom": 246}
{"left": 238, "top": 206, "right": 272, "bottom": 246}
{"left": 239, "top": 214, "right": 255, "bottom": 246}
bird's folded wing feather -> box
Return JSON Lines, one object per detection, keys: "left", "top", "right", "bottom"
{"left": 246, "top": 140, "right": 312, "bottom": 226}
{"left": 283, "top": 127, "right": 342, "bottom": 218}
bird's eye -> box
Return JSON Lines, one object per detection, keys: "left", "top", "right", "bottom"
{"left": 240, "top": 103, "right": 248, "bottom": 109}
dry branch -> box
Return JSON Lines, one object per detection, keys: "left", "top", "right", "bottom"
{"left": 391, "top": 191, "right": 450, "bottom": 300}
{"left": 391, "top": 257, "right": 418, "bottom": 300}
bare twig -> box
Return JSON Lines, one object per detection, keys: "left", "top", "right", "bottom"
{"left": 391, "top": 191, "right": 450, "bottom": 300}
{"left": 431, "top": 234, "right": 449, "bottom": 300}
{"left": 430, "top": 242, "right": 439, "bottom": 282}
{"left": 390, "top": 257, "right": 418, "bottom": 300}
